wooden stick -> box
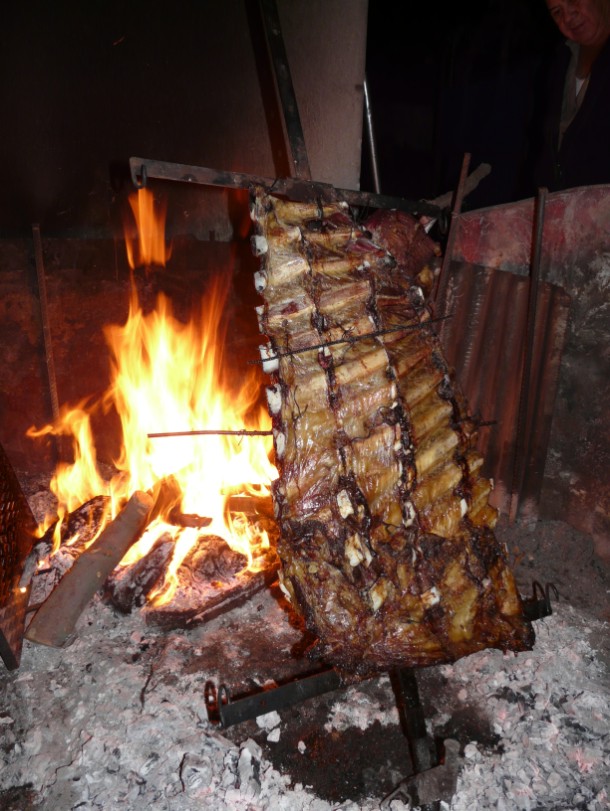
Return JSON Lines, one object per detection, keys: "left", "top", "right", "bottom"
{"left": 25, "top": 490, "right": 154, "bottom": 648}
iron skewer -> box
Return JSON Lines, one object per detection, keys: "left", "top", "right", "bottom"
{"left": 147, "top": 429, "right": 272, "bottom": 439}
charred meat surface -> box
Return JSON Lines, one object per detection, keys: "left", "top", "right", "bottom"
{"left": 251, "top": 192, "right": 534, "bottom": 676}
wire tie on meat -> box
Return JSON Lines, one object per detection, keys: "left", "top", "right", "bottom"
{"left": 248, "top": 313, "right": 453, "bottom": 364}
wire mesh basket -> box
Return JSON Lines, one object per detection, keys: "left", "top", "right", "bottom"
{"left": 0, "top": 442, "right": 36, "bottom": 669}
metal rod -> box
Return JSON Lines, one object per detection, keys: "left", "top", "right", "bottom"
{"left": 32, "top": 224, "right": 60, "bottom": 423}
{"left": 363, "top": 76, "right": 381, "bottom": 194}
{"left": 433, "top": 152, "right": 471, "bottom": 322}
{"left": 249, "top": 315, "right": 452, "bottom": 364}
{"left": 147, "top": 429, "right": 272, "bottom": 439}
{"left": 128, "top": 157, "right": 444, "bottom": 219}
{"left": 391, "top": 668, "right": 436, "bottom": 775}
{"left": 259, "top": 0, "right": 311, "bottom": 180}
{"left": 509, "top": 187, "right": 547, "bottom": 523}
{"left": 215, "top": 668, "right": 343, "bottom": 728}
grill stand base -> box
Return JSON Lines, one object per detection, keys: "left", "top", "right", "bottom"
{"left": 207, "top": 586, "right": 554, "bottom": 809}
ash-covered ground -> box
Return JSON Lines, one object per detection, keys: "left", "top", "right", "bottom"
{"left": 1, "top": 475, "right": 609, "bottom": 811}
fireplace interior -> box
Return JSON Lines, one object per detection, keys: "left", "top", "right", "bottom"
{"left": 1, "top": 2, "right": 610, "bottom": 810}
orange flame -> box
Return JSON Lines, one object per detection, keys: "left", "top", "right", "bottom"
{"left": 28, "top": 188, "right": 276, "bottom": 605}
{"left": 124, "top": 187, "right": 172, "bottom": 268}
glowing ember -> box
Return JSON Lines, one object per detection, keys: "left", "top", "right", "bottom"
{"left": 28, "top": 189, "right": 277, "bottom": 606}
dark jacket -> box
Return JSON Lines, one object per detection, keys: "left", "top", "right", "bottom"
{"left": 530, "top": 36, "right": 610, "bottom": 192}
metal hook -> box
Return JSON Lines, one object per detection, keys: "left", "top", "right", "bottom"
{"left": 532, "top": 580, "right": 546, "bottom": 602}
{"left": 218, "top": 684, "right": 231, "bottom": 705}
{"left": 545, "top": 582, "right": 559, "bottom": 607}
{"left": 522, "top": 580, "right": 558, "bottom": 621}
{"left": 532, "top": 580, "right": 558, "bottom": 613}
{"left": 134, "top": 163, "right": 148, "bottom": 190}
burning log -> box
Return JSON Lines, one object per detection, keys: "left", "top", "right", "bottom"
{"left": 225, "top": 492, "right": 274, "bottom": 521}
{"left": 141, "top": 535, "right": 279, "bottom": 629}
{"left": 25, "top": 490, "right": 154, "bottom": 647}
{"left": 103, "top": 486, "right": 275, "bottom": 617}
{"left": 33, "top": 495, "right": 111, "bottom": 556}
{"left": 250, "top": 191, "right": 534, "bottom": 676}
{"left": 103, "top": 533, "right": 175, "bottom": 614}
{"left": 27, "top": 495, "right": 111, "bottom": 609}
{"left": 26, "top": 476, "right": 183, "bottom": 613}
{"left": 147, "top": 473, "right": 213, "bottom": 528}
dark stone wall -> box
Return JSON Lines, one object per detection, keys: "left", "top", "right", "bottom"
{"left": 0, "top": 0, "right": 367, "bottom": 238}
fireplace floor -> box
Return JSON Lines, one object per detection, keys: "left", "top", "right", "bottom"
{"left": 1, "top": 476, "right": 609, "bottom": 811}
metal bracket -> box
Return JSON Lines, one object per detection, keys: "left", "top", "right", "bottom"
{"left": 128, "top": 156, "right": 444, "bottom": 220}
{"left": 522, "top": 580, "right": 558, "bottom": 621}
{"left": 206, "top": 667, "right": 342, "bottom": 728}
{"left": 207, "top": 581, "right": 555, "bottom": 728}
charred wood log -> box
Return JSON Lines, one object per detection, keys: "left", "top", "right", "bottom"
{"left": 225, "top": 493, "right": 274, "bottom": 519}
{"left": 33, "top": 495, "right": 111, "bottom": 557}
{"left": 103, "top": 533, "right": 175, "bottom": 614}
{"left": 142, "top": 535, "right": 279, "bottom": 630}
{"left": 25, "top": 490, "right": 153, "bottom": 647}
{"left": 27, "top": 495, "right": 111, "bottom": 609}
{"left": 26, "top": 476, "right": 182, "bottom": 609}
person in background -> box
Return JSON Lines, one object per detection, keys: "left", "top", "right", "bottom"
{"left": 528, "top": 0, "right": 610, "bottom": 192}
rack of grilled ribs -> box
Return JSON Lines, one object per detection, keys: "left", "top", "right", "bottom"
{"left": 250, "top": 191, "right": 534, "bottom": 676}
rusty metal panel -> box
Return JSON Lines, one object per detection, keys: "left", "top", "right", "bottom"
{"left": 0, "top": 442, "right": 36, "bottom": 669}
{"left": 450, "top": 187, "right": 610, "bottom": 548}
{"left": 440, "top": 262, "right": 570, "bottom": 519}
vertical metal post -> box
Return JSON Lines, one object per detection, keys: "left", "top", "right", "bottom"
{"left": 392, "top": 667, "right": 436, "bottom": 774}
{"left": 32, "top": 224, "right": 60, "bottom": 428}
{"left": 259, "top": 0, "right": 312, "bottom": 180}
{"left": 433, "top": 152, "right": 471, "bottom": 326}
{"left": 509, "top": 187, "right": 547, "bottom": 523}
{"left": 364, "top": 76, "right": 381, "bottom": 194}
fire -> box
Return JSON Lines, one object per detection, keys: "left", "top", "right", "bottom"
{"left": 124, "top": 187, "right": 172, "bottom": 268}
{"left": 28, "top": 188, "right": 277, "bottom": 605}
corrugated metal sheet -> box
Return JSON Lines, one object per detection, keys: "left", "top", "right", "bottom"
{"left": 449, "top": 187, "right": 610, "bottom": 542}
{"left": 439, "top": 261, "right": 570, "bottom": 519}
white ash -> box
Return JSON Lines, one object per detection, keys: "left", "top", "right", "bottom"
{"left": 324, "top": 678, "right": 400, "bottom": 733}
{"left": 257, "top": 711, "right": 282, "bottom": 743}
{"left": 432, "top": 606, "right": 610, "bottom": 811}
{"left": 2, "top": 597, "right": 608, "bottom": 810}
{"left": 2, "top": 476, "right": 609, "bottom": 809}
{"left": 256, "top": 711, "right": 281, "bottom": 732}
{"left": 1, "top": 598, "right": 352, "bottom": 811}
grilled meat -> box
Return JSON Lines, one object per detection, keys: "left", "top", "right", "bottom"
{"left": 251, "top": 192, "right": 534, "bottom": 676}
